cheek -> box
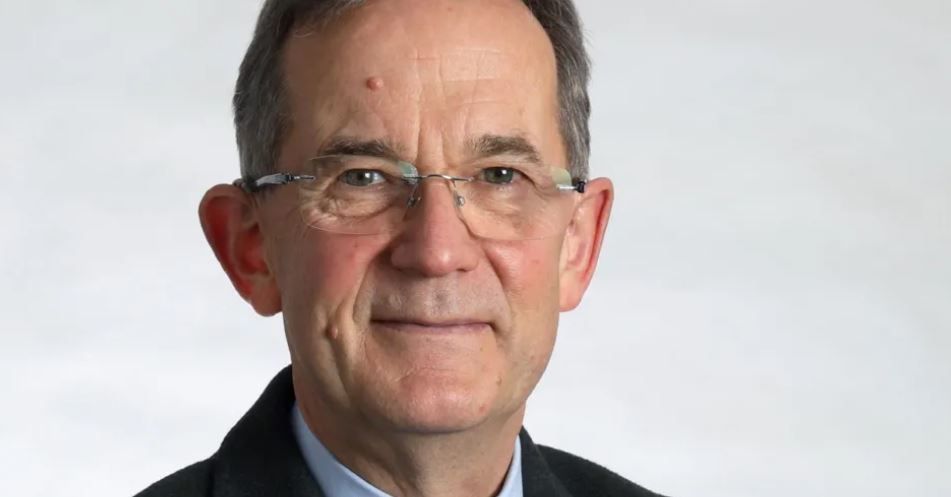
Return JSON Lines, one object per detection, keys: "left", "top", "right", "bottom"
{"left": 484, "top": 238, "right": 563, "bottom": 398}
{"left": 276, "top": 231, "right": 389, "bottom": 332}
{"left": 485, "top": 238, "right": 562, "bottom": 309}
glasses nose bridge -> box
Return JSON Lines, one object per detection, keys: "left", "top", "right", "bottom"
{"left": 395, "top": 172, "right": 477, "bottom": 240}
{"left": 406, "top": 173, "right": 471, "bottom": 208}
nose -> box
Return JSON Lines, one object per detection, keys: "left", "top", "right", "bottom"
{"left": 388, "top": 178, "right": 480, "bottom": 277}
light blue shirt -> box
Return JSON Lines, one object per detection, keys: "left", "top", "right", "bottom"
{"left": 291, "top": 403, "right": 523, "bottom": 497}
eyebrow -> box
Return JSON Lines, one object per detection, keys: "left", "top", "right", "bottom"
{"left": 316, "top": 137, "right": 403, "bottom": 160}
{"left": 314, "top": 133, "right": 543, "bottom": 165}
{"left": 467, "top": 134, "right": 542, "bottom": 165}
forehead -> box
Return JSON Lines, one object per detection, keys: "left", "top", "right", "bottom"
{"left": 302, "top": 0, "right": 553, "bottom": 74}
{"left": 280, "top": 0, "right": 561, "bottom": 162}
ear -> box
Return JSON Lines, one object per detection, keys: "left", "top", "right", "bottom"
{"left": 559, "top": 178, "right": 613, "bottom": 311}
{"left": 198, "top": 184, "right": 282, "bottom": 316}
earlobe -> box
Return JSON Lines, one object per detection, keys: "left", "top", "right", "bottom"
{"left": 559, "top": 178, "right": 613, "bottom": 311}
{"left": 198, "top": 184, "right": 282, "bottom": 316}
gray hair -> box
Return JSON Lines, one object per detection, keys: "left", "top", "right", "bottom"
{"left": 234, "top": 0, "right": 591, "bottom": 183}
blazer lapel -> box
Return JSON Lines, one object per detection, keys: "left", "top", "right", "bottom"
{"left": 519, "top": 429, "right": 574, "bottom": 497}
{"left": 211, "top": 366, "right": 326, "bottom": 497}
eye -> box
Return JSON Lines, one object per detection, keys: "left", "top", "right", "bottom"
{"left": 480, "top": 166, "right": 521, "bottom": 185}
{"left": 340, "top": 169, "right": 385, "bottom": 187}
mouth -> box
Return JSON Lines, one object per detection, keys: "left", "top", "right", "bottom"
{"left": 370, "top": 319, "right": 491, "bottom": 334}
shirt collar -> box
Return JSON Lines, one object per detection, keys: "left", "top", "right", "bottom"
{"left": 291, "top": 403, "right": 523, "bottom": 497}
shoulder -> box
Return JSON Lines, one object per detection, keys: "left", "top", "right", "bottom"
{"left": 132, "top": 457, "right": 215, "bottom": 497}
{"left": 537, "top": 444, "right": 667, "bottom": 497}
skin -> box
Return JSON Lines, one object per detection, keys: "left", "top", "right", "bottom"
{"left": 198, "top": 1, "right": 613, "bottom": 496}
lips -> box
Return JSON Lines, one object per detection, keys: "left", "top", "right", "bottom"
{"left": 371, "top": 319, "right": 490, "bottom": 334}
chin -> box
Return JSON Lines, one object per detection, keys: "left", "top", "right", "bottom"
{"left": 372, "top": 371, "right": 504, "bottom": 434}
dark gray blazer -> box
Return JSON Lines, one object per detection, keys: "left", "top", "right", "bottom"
{"left": 135, "top": 367, "right": 665, "bottom": 497}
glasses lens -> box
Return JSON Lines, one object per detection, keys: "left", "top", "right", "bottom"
{"left": 296, "top": 155, "right": 577, "bottom": 239}
{"left": 453, "top": 164, "right": 576, "bottom": 240}
{"left": 298, "top": 155, "right": 414, "bottom": 234}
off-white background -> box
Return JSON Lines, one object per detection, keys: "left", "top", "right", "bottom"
{"left": 1, "top": 1, "right": 949, "bottom": 496}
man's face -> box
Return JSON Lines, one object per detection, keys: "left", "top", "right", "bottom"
{"left": 256, "top": 0, "right": 585, "bottom": 433}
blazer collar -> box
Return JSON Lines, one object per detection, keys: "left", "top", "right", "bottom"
{"left": 212, "top": 366, "right": 322, "bottom": 497}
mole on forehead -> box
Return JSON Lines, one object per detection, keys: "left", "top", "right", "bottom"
{"left": 365, "top": 76, "right": 385, "bottom": 90}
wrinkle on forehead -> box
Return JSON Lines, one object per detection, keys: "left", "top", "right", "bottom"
{"left": 304, "top": 0, "right": 553, "bottom": 84}
{"left": 283, "top": 0, "right": 554, "bottom": 100}
{"left": 280, "top": 0, "right": 561, "bottom": 167}
{"left": 414, "top": 47, "right": 531, "bottom": 89}
{"left": 407, "top": 47, "right": 517, "bottom": 110}
{"left": 409, "top": 47, "right": 503, "bottom": 61}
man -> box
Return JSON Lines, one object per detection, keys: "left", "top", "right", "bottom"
{"left": 137, "top": 0, "right": 665, "bottom": 496}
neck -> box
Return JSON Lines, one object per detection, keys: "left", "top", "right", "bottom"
{"left": 294, "top": 387, "right": 524, "bottom": 497}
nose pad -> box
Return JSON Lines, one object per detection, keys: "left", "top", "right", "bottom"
{"left": 405, "top": 178, "right": 466, "bottom": 210}
{"left": 400, "top": 177, "right": 473, "bottom": 237}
